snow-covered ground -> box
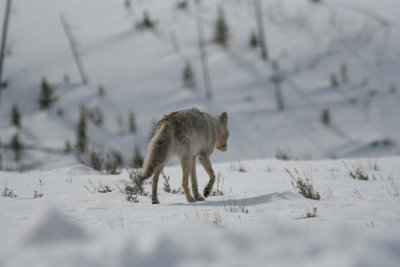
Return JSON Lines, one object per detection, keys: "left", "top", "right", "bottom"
{"left": 1, "top": 0, "right": 400, "bottom": 170}
{"left": 1, "top": 1, "right": 400, "bottom": 265}
{"left": 1, "top": 157, "right": 400, "bottom": 266}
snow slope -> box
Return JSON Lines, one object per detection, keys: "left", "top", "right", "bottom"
{"left": 1, "top": 157, "right": 400, "bottom": 266}
{"left": 0, "top": 0, "right": 400, "bottom": 170}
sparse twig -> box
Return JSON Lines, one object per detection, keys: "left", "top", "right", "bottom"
{"left": 286, "top": 168, "right": 320, "bottom": 200}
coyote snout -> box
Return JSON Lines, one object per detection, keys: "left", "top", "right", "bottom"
{"left": 139, "top": 108, "right": 229, "bottom": 204}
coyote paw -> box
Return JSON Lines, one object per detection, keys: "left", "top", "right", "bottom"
{"left": 203, "top": 187, "right": 211, "bottom": 198}
{"left": 195, "top": 195, "right": 205, "bottom": 201}
{"left": 152, "top": 199, "right": 160, "bottom": 204}
{"left": 186, "top": 195, "right": 197, "bottom": 203}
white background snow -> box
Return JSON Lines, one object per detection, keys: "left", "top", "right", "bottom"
{"left": 0, "top": 0, "right": 400, "bottom": 266}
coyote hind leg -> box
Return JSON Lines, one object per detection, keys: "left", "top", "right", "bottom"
{"left": 190, "top": 157, "right": 205, "bottom": 201}
{"left": 151, "top": 168, "right": 163, "bottom": 204}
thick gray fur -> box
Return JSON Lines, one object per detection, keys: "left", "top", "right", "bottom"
{"left": 139, "top": 108, "right": 229, "bottom": 204}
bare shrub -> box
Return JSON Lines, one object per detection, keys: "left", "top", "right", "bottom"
{"left": 387, "top": 177, "right": 399, "bottom": 197}
{"left": 286, "top": 168, "right": 320, "bottom": 200}
{"left": 367, "top": 159, "right": 380, "bottom": 171}
{"left": 275, "top": 147, "right": 291, "bottom": 160}
{"left": 33, "top": 190, "right": 43, "bottom": 199}
{"left": 223, "top": 197, "right": 249, "bottom": 214}
{"left": 85, "top": 151, "right": 104, "bottom": 171}
{"left": 84, "top": 179, "right": 114, "bottom": 194}
{"left": 344, "top": 163, "right": 369, "bottom": 181}
{"left": 162, "top": 172, "right": 184, "bottom": 194}
{"left": 105, "top": 151, "right": 123, "bottom": 175}
{"left": 2, "top": 187, "right": 17, "bottom": 198}
{"left": 304, "top": 207, "right": 318, "bottom": 218}
{"left": 125, "top": 169, "right": 149, "bottom": 198}
{"left": 33, "top": 179, "right": 44, "bottom": 199}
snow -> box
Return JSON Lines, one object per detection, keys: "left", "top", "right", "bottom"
{"left": 1, "top": 157, "right": 400, "bottom": 266}
{"left": 1, "top": 0, "right": 400, "bottom": 266}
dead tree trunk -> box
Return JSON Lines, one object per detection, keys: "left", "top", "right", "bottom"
{"left": 196, "top": 4, "right": 212, "bottom": 100}
{"left": 0, "top": 0, "right": 12, "bottom": 109}
{"left": 271, "top": 61, "right": 284, "bottom": 111}
{"left": 253, "top": 0, "right": 269, "bottom": 61}
{"left": 60, "top": 13, "right": 88, "bottom": 85}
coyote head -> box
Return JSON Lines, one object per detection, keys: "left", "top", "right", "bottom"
{"left": 216, "top": 112, "right": 229, "bottom": 152}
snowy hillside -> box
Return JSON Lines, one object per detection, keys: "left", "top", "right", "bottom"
{"left": 1, "top": 157, "right": 400, "bottom": 266}
{"left": 0, "top": 0, "right": 400, "bottom": 170}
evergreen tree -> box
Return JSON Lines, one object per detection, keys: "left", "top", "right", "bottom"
{"left": 330, "top": 74, "right": 339, "bottom": 88}
{"left": 64, "top": 140, "right": 72, "bottom": 153}
{"left": 213, "top": 7, "right": 230, "bottom": 48}
{"left": 142, "top": 11, "right": 154, "bottom": 28}
{"left": 249, "top": 31, "right": 259, "bottom": 49}
{"left": 38, "top": 77, "right": 57, "bottom": 110}
{"left": 75, "top": 107, "right": 88, "bottom": 154}
{"left": 128, "top": 111, "right": 137, "bottom": 133}
{"left": 98, "top": 85, "right": 105, "bottom": 97}
{"left": 182, "top": 62, "right": 196, "bottom": 90}
{"left": 321, "top": 108, "right": 330, "bottom": 126}
{"left": 10, "top": 133, "right": 22, "bottom": 162}
{"left": 11, "top": 104, "right": 21, "bottom": 128}
{"left": 132, "top": 145, "right": 143, "bottom": 168}
{"left": 124, "top": 0, "right": 131, "bottom": 11}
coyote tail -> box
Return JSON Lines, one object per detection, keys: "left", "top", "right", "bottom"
{"left": 139, "top": 123, "right": 171, "bottom": 179}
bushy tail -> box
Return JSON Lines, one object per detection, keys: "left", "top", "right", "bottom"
{"left": 139, "top": 123, "right": 171, "bottom": 179}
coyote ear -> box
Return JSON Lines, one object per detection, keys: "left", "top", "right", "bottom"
{"left": 219, "top": 112, "right": 228, "bottom": 126}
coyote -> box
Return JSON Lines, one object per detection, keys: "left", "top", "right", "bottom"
{"left": 139, "top": 108, "right": 229, "bottom": 204}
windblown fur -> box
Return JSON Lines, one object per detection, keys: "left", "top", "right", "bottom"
{"left": 139, "top": 108, "right": 229, "bottom": 204}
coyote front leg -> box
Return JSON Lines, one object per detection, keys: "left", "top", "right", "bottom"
{"left": 181, "top": 157, "right": 197, "bottom": 203}
{"left": 199, "top": 155, "right": 216, "bottom": 198}
{"left": 190, "top": 157, "right": 205, "bottom": 201}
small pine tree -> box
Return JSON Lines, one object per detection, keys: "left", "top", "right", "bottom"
{"left": 176, "top": 0, "right": 188, "bottom": 10}
{"left": 213, "top": 7, "right": 230, "bottom": 48}
{"left": 124, "top": 0, "right": 131, "bottom": 10}
{"left": 128, "top": 111, "right": 137, "bottom": 133}
{"left": 64, "top": 140, "right": 72, "bottom": 153}
{"left": 182, "top": 62, "right": 196, "bottom": 90}
{"left": 143, "top": 12, "right": 154, "bottom": 28}
{"left": 249, "top": 31, "right": 259, "bottom": 49}
{"left": 330, "top": 74, "right": 339, "bottom": 88}
{"left": 321, "top": 108, "right": 330, "bottom": 126}
{"left": 75, "top": 107, "right": 88, "bottom": 154}
{"left": 38, "top": 78, "right": 57, "bottom": 110}
{"left": 10, "top": 133, "right": 23, "bottom": 163}
{"left": 136, "top": 11, "right": 155, "bottom": 29}
{"left": 132, "top": 146, "right": 143, "bottom": 168}
{"left": 98, "top": 85, "right": 105, "bottom": 97}
{"left": 11, "top": 105, "right": 21, "bottom": 128}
